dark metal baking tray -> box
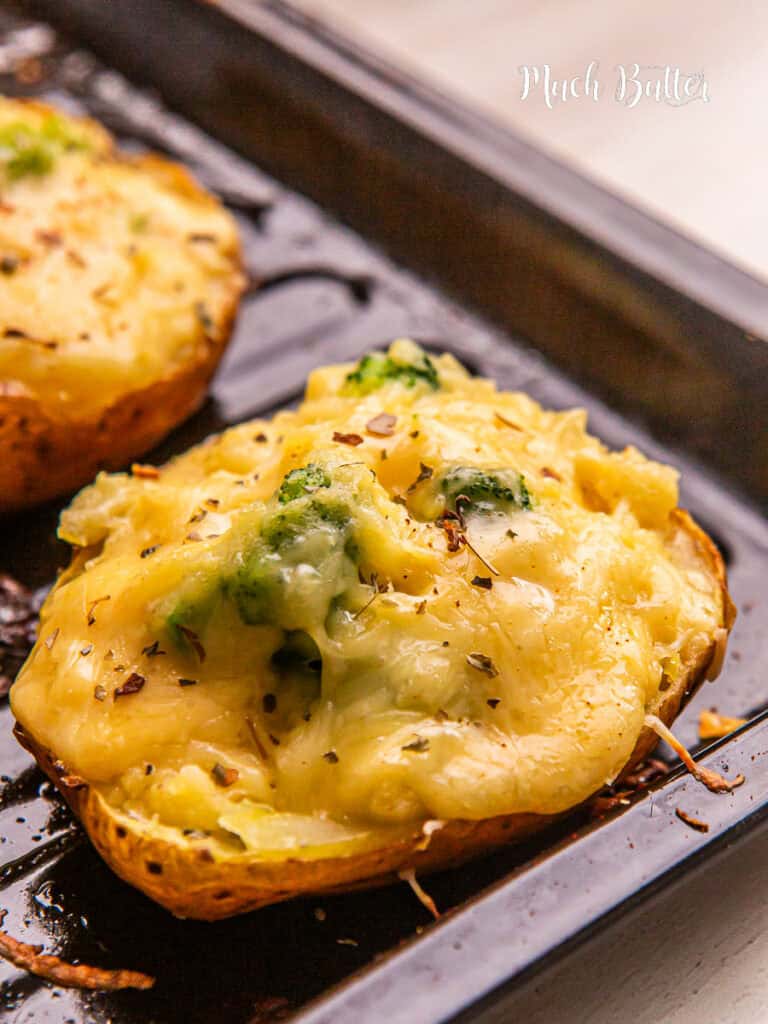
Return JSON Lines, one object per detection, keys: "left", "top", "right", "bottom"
{"left": 0, "top": 2, "right": 766, "bottom": 1022}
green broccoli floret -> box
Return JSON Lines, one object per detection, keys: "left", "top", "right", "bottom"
{"left": 166, "top": 588, "right": 220, "bottom": 652}
{"left": 0, "top": 115, "right": 89, "bottom": 183}
{"left": 270, "top": 464, "right": 356, "bottom": 553}
{"left": 37, "top": 114, "right": 90, "bottom": 149}
{"left": 441, "top": 467, "right": 532, "bottom": 513}
{"left": 6, "top": 145, "right": 53, "bottom": 181}
{"left": 343, "top": 347, "right": 440, "bottom": 395}
{"left": 227, "top": 552, "right": 278, "bottom": 626}
{"left": 229, "top": 469, "right": 357, "bottom": 626}
{"left": 262, "top": 499, "right": 350, "bottom": 550}
{"left": 167, "top": 465, "right": 362, "bottom": 637}
{"left": 229, "top": 513, "right": 357, "bottom": 628}
{"left": 277, "top": 463, "right": 331, "bottom": 504}
{"left": 270, "top": 464, "right": 354, "bottom": 553}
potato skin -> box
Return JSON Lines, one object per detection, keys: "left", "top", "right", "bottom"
{"left": 619, "top": 510, "right": 734, "bottom": 772}
{"left": 13, "top": 509, "right": 732, "bottom": 920}
{"left": 0, "top": 105, "right": 244, "bottom": 513}
{"left": 14, "top": 723, "right": 558, "bottom": 919}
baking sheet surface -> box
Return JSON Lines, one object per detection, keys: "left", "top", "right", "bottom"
{"left": 0, "top": 6, "right": 766, "bottom": 1023}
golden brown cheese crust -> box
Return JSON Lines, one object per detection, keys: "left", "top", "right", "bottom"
{"left": 0, "top": 100, "right": 244, "bottom": 511}
{"left": 15, "top": 508, "right": 731, "bottom": 920}
{"left": 0, "top": 272, "right": 240, "bottom": 510}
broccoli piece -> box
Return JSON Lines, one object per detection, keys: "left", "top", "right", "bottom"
{"left": 6, "top": 145, "right": 53, "bottom": 181}
{"left": 228, "top": 521, "right": 358, "bottom": 628}
{"left": 269, "top": 464, "right": 353, "bottom": 553}
{"left": 166, "top": 588, "right": 219, "bottom": 651}
{"left": 37, "top": 114, "right": 90, "bottom": 150}
{"left": 229, "top": 499, "right": 356, "bottom": 627}
{"left": 343, "top": 348, "right": 439, "bottom": 395}
{"left": 262, "top": 499, "right": 350, "bottom": 550}
{"left": 277, "top": 463, "right": 331, "bottom": 504}
{"left": 441, "top": 467, "right": 532, "bottom": 513}
{"left": 227, "top": 552, "right": 279, "bottom": 626}
{"left": 0, "top": 115, "right": 89, "bottom": 182}
{"left": 168, "top": 465, "right": 362, "bottom": 636}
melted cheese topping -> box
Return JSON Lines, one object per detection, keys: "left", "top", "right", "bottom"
{"left": 0, "top": 98, "right": 241, "bottom": 415}
{"left": 12, "top": 342, "right": 723, "bottom": 853}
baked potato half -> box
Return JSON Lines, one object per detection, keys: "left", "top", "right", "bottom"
{"left": 0, "top": 97, "right": 244, "bottom": 511}
{"left": 11, "top": 342, "right": 733, "bottom": 919}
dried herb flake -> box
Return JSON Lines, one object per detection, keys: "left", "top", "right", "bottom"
{"left": 332, "top": 431, "right": 364, "bottom": 447}
{"left": 86, "top": 595, "right": 111, "bottom": 626}
{"left": 407, "top": 462, "right": 434, "bottom": 492}
{"left": 195, "top": 301, "right": 213, "bottom": 333}
{"left": 471, "top": 576, "right": 493, "bottom": 590}
{"left": 466, "top": 653, "right": 499, "bottom": 678}
{"left": 114, "top": 673, "right": 145, "bottom": 699}
{"left": 141, "top": 640, "right": 166, "bottom": 658}
{"left": 178, "top": 625, "right": 206, "bottom": 662}
{"left": 365, "top": 413, "right": 397, "bottom": 437}
{"left": 212, "top": 763, "right": 239, "bottom": 787}
{"left": 402, "top": 736, "right": 430, "bottom": 753}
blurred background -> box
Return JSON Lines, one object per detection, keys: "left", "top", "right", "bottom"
{"left": 295, "top": 0, "right": 768, "bottom": 281}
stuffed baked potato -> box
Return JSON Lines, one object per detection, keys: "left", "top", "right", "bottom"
{"left": 0, "top": 97, "right": 244, "bottom": 511}
{"left": 11, "top": 341, "right": 733, "bottom": 918}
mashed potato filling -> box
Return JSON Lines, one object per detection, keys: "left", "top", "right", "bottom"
{"left": 12, "top": 342, "right": 723, "bottom": 852}
{"left": 0, "top": 98, "right": 240, "bottom": 415}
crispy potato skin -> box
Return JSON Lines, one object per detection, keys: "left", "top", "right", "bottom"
{"left": 0, "top": 106, "right": 244, "bottom": 513}
{"left": 619, "top": 510, "right": 735, "bottom": 773}
{"left": 15, "top": 723, "right": 555, "bottom": 918}
{"left": 14, "top": 509, "right": 732, "bottom": 920}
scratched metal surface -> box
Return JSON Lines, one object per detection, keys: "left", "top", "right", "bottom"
{"left": 0, "top": 5, "right": 766, "bottom": 1024}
